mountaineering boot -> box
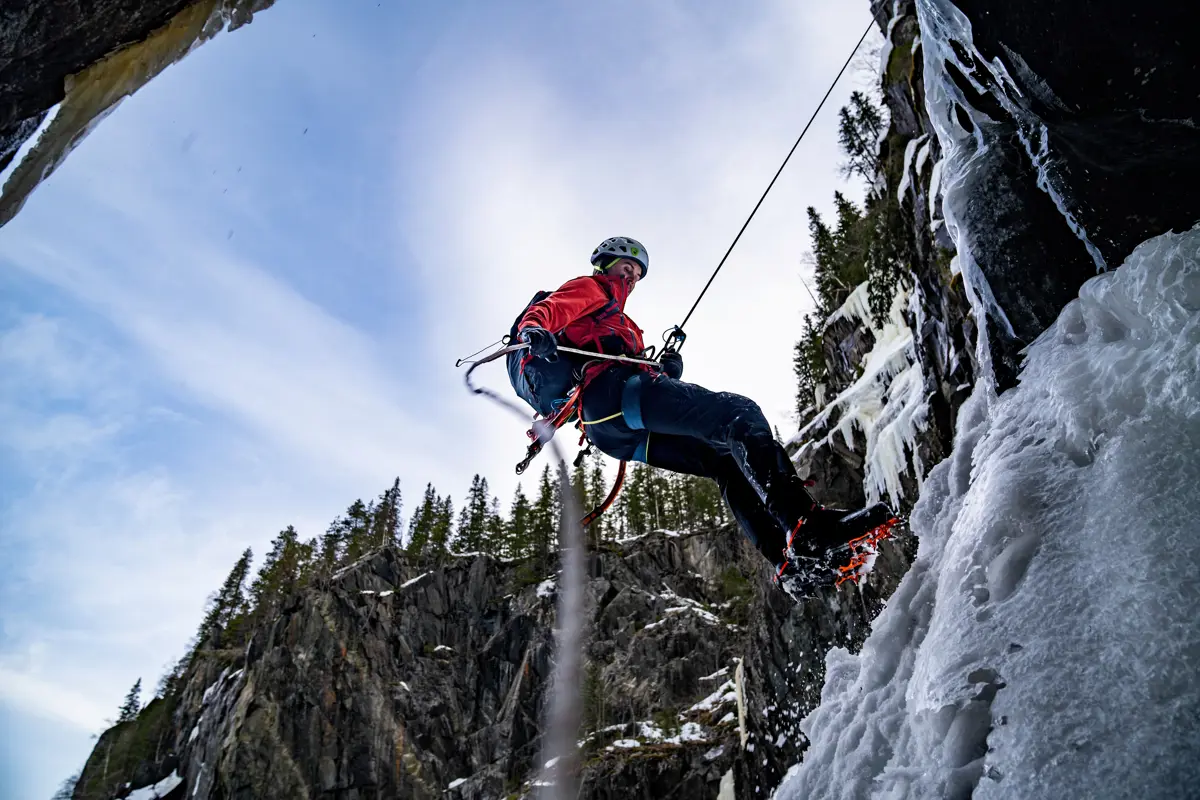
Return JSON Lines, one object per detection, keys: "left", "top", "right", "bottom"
{"left": 790, "top": 502, "right": 897, "bottom": 557}
{"left": 774, "top": 502, "right": 900, "bottom": 599}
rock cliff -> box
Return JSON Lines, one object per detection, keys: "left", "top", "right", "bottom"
{"left": 74, "top": 528, "right": 912, "bottom": 799}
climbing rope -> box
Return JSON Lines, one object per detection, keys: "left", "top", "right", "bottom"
{"left": 671, "top": 18, "right": 876, "bottom": 346}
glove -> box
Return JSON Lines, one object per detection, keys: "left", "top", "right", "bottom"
{"left": 660, "top": 350, "right": 683, "bottom": 380}
{"left": 519, "top": 327, "right": 558, "bottom": 361}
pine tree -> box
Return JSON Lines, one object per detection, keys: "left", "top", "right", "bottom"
{"left": 371, "top": 477, "right": 403, "bottom": 548}
{"left": 794, "top": 312, "right": 825, "bottom": 418}
{"left": 807, "top": 207, "right": 841, "bottom": 312}
{"left": 837, "top": 90, "right": 883, "bottom": 182}
{"left": 456, "top": 475, "right": 490, "bottom": 554}
{"left": 485, "top": 496, "right": 506, "bottom": 557}
{"left": 341, "top": 499, "right": 372, "bottom": 563}
{"left": 117, "top": 678, "right": 142, "bottom": 723}
{"left": 832, "top": 192, "right": 869, "bottom": 283}
{"left": 248, "top": 525, "right": 310, "bottom": 622}
{"left": 506, "top": 484, "right": 532, "bottom": 560}
{"left": 50, "top": 771, "right": 80, "bottom": 800}
{"left": 586, "top": 449, "right": 610, "bottom": 541}
{"left": 429, "top": 494, "right": 454, "bottom": 556}
{"left": 156, "top": 654, "right": 190, "bottom": 699}
{"left": 529, "top": 465, "right": 558, "bottom": 576}
{"left": 616, "top": 463, "right": 654, "bottom": 538}
{"left": 406, "top": 483, "right": 438, "bottom": 554}
{"left": 571, "top": 459, "right": 587, "bottom": 508}
{"left": 318, "top": 516, "right": 344, "bottom": 572}
{"left": 195, "top": 548, "right": 253, "bottom": 650}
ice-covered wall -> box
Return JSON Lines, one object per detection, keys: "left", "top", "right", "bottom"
{"left": 777, "top": 222, "right": 1200, "bottom": 800}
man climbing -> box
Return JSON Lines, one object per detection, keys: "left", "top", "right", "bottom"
{"left": 513, "top": 236, "right": 896, "bottom": 599}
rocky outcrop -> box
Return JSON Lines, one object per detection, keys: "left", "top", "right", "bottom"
{"left": 1, "top": 0, "right": 186, "bottom": 167}
{"left": 0, "top": 0, "right": 275, "bottom": 227}
{"left": 791, "top": 0, "right": 976, "bottom": 514}
{"left": 916, "top": 0, "right": 1200, "bottom": 384}
{"left": 76, "top": 528, "right": 914, "bottom": 800}
{"left": 796, "top": 0, "right": 1199, "bottom": 509}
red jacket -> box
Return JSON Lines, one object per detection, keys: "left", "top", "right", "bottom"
{"left": 518, "top": 272, "right": 646, "bottom": 383}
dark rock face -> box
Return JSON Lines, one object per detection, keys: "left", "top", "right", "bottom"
{"left": 0, "top": 0, "right": 196, "bottom": 166}
{"left": 802, "top": 0, "right": 1197, "bottom": 509}
{"left": 953, "top": 0, "right": 1200, "bottom": 262}
{"left": 76, "top": 529, "right": 914, "bottom": 800}
{"left": 919, "top": 0, "right": 1200, "bottom": 383}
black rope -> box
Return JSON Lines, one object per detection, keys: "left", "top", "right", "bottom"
{"left": 454, "top": 338, "right": 503, "bottom": 368}
{"left": 678, "top": 19, "right": 876, "bottom": 333}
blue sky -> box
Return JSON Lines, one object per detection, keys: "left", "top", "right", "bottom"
{"left": 0, "top": 1, "right": 878, "bottom": 795}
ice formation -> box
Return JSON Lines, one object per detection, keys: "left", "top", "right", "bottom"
{"left": 792, "top": 282, "right": 931, "bottom": 506}
{"left": 778, "top": 219, "right": 1200, "bottom": 799}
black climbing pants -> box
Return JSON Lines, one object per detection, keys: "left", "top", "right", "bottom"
{"left": 581, "top": 365, "right": 816, "bottom": 567}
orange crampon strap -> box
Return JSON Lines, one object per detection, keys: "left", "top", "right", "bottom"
{"left": 833, "top": 516, "right": 900, "bottom": 587}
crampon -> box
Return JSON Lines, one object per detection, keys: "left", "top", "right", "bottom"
{"left": 829, "top": 515, "right": 901, "bottom": 588}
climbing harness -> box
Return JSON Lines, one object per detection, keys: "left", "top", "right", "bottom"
{"left": 459, "top": 341, "right": 656, "bottom": 523}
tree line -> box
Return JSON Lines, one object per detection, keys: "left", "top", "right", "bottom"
{"left": 794, "top": 90, "right": 914, "bottom": 421}
{"left": 127, "top": 449, "right": 728, "bottom": 708}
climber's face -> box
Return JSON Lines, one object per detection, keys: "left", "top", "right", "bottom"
{"left": 609, "top": 258, "right": 642, "bottom": 288}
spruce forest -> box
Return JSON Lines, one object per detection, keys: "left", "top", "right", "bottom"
{"left": 138, "top": 449, "right": 729, "bottom": 709}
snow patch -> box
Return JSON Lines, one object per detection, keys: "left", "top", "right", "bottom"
{"left": 664, "top": 721, "right": 707, "bottom": 744}
{"left": 401, "top": 572, "right": 430, "bottom": 589}
{"left": 536, "top": 578, "right": 556, "bottom": 598}
{"left": 447, "top": 777, "right": 468, "bottom": 789}
{"left": 126, "top": 771, "right": 183, "bottom": 800}
{"left": 690, "top": 681, "right": 737, "bottom": 712}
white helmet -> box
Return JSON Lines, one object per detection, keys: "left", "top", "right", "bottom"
{"left": 591, "top": 236, "right": 649, "bottom": 277}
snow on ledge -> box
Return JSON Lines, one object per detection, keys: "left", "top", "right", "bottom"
{"left": 126, "top": 771, "right": 183, "bottom": 800}
{"left": 400, "top": 572, "right": 430, "bottom": 589}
